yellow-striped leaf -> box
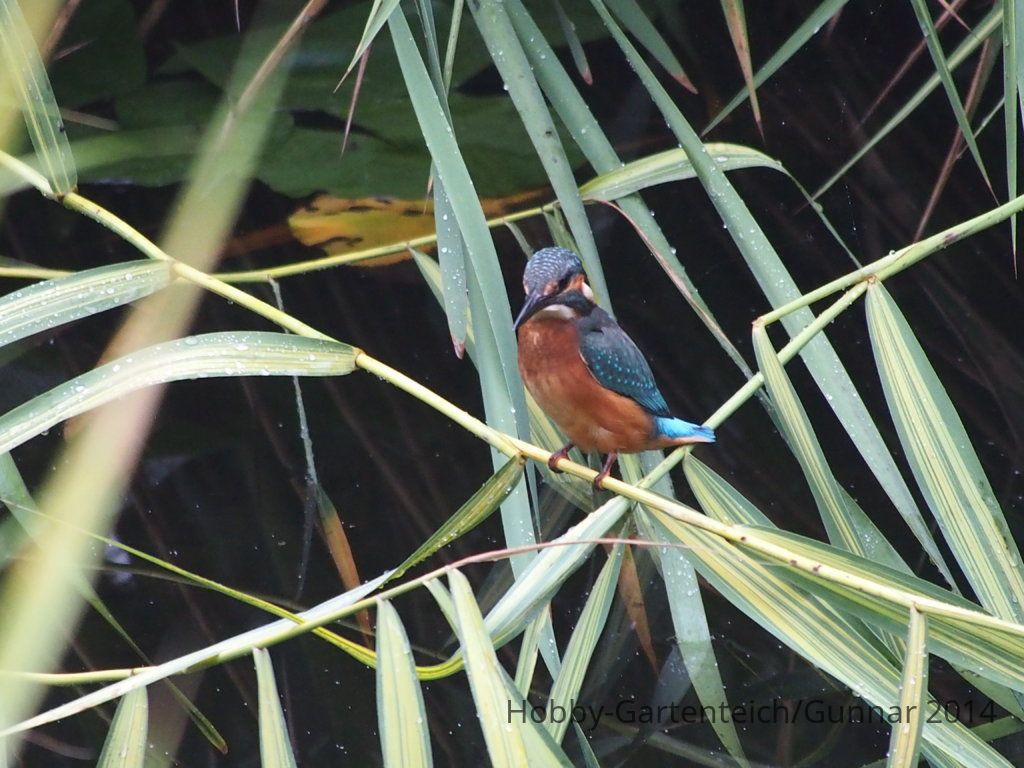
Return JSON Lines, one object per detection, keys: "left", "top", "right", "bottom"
{"left": 0, "top": 0, "right": 76, "bottom": 195}
{"left": 0, "top": 332, "right": 356, "bottom": 456}
{"left": 390, "top": 456, "right": 524, "bottom": 581}
{"left": 253, "top": 648, "right": 298, "bottom": 768}
{"left": 448, "top": 569, "right": 528, "bottom": 766}
{"left": 887, "top": 608, "right": 928, "bottom": 768}
{"left": 866, "top": 283, "right": 1024, "bottom": 624}
{"left": 96, "top": 687, "right": 148, "bottom": 768}
{"left": 376, "top": 600, "right": 433, "bottom": 768}
{"left": 0, "top": 261, "right": 172, "bottom": 349}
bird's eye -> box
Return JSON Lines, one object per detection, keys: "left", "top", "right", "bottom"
{"left": 556, "top": 275, "right": 572, "bottom": 291}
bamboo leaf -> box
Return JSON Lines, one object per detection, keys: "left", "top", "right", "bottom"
{"left": 469, "top": 0, "right": 609, "bottom": 309}
{"left": 390, "top": 456, "right": 525, "bottom": 580}
{"left": 638, "top": 509, "right": 1011, "bottom": 768}
{"left": 2, "top": 573, "right": 390, "bottom": 737}
{"left": 0, "top": 0, "right": 77, "bottom": 195}
{"left": 1003, "top": 0, "right": 1019, "bottom": 258}
{"left": 0, "top": 332, "right": 357, "bottom": 456}
{"left": 388, "top": 5, "right": 536, "bottom": 578}
{"left": 96, "top": 687, "right": 148, "bottom": 768}
{"left": 607, "top": 0, "right": 695, "bottom": 91}
{"left": 448, "top": 569, "right": 529, "bottom": 766}
{"left": 554, "top": 0, "right": 592, "bottom": 85}
{"left": 866, "top": 283, "right": 1024, "bottom": 624}
{"left": 253, "top": 648, "right": 298, "bottom": 768}
{"left": 907, "top": 0, "right": 991, "bottom": 188}
{"left": 433, "top": 182, "right": 469, "bottom": 356}
{"left": 579, "top": 144, "right": 784, "bottom": 200}
{"left": 0, "top": 261, "right": 172, "bottom": 349}
{"left": 591, "top": 0, "right": 954, "bottom": 586}
{"left": 635, "top": 514, "right": 749, "bottom": 766}
{"left": 513, "top": 607, "right": 547, "bottom": 695}
{"left": 345, "top": 0, "right": 401, "bottom": 79}
{"left": 718, "top": 0, "right": 761, "bottom": 131}
{"left": 484, "top": 498, "right": 631, "bottom": 649}
{"left": 376, "top": 600, "right": 433, "bottom": 768}
{"left": 704, "top": 0, "right": 848, "bottom": 133}
{"left": 887, "top": 608, "right": 928, "bottom": 768}
{"left": 752, "top": 324, "right": 909, "bottom": 572}
{"left": 686, "top": 457, "right": 1024, "bottom": 703}
{"left": 545, "top": 543, "right": 622, "bottom": 743}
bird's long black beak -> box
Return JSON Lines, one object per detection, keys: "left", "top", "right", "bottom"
{"left": 514, "top": 291, "right": 544, "bottom": 330}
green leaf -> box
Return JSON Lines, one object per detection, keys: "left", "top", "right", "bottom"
{"left": 718, "top": 0, "right": 761, "bottom": 130}
{"left": 887, "top": 608, "right": 928, "bottom": 768}
{"left": 0, "top": 261, "right": 172, "bottom": 349}
{"left": 554, "top": 1, "right": 592, "bottom": 84}
{"left": 96, "top": 687, "right": 148, "bottom": 768}
{"left": 866, "top": 283, "right": 1024, "bottom": 624}
{"left": 346, "top": 0, "right": 402, "bottom": 79}
{"left": 484, "top": 498, "right": 631, "bottom": 649}
{"left": 253, "top": 648, "right": 298, "bottom": 768}
{"left": 579, "top": 143, "right": 784, "bottom": 200}
{"left": 752, "top": 324, "right": 908, "bottom": 571}
{"left": 431, "top": 184, "right": 470, "bottom": 354}
{"left": 0, "top": 0, "right": 77, "bottom": 195}
{"left": 607, "top": 0, "right": 694, "bottom": 91}
{"left": 2, "top": 573, "right": 391, "bottom": 738}
{"left": 1003, "top": 0, "right": 1023, "bottom": 255}
{"left": 513, "top": 606, "right": 547, "bottom": 695}
{"left": 705, "top": 0, "right": 847, "bottom": 133}
{"left": 635, "top": 513, "right": 748, "bottom": 765}
{"left": 686, "top": 457, "right": 1024, "bottom": 697}
{"left": 469, "top": 0, "right": 609, "bottom": 308}
{"left": 448, "top": 569, "right": 529, "bottom": 766}
{"left": 389, "top": 456, "right": 524, "bottom": 580}
{"left": 545, "top": 543, "right": 622, "bottom": 743}
{"left": 389, "top": 5, "right": 535, "bottom": 579}
{"left": 376, "top": 600, "right": 433, "bottom": 768}
{"left": 591, "top": 0, "right": 953, "bottom": 587}
{"left": 907, "top": 0, "right": 990, "bottom": 188}
{"left": 0, "top": 332, "right": 357, "bottom": 456}
{"left": 638, "top": 509, "right": 1012, "bottom": 768}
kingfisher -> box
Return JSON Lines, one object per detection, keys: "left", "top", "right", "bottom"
{"left": 514, "top": 247, "right": 714, "bottom": 488}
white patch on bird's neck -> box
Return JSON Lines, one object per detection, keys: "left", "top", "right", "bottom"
{"left": 580, "top": 281, "right": 594, "bottom": 301}
{"left": 533, "top": 303, "right": 577, "bottom": 321}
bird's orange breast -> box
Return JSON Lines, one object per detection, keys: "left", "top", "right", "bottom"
{"left": 517, "top": 317, "right": 656, "bottom": 454}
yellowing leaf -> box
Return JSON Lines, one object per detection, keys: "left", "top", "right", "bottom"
{"left": 287, "top": 190, "right": 545, "bottom": 265}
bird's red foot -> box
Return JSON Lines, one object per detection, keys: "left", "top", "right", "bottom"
{"left": 593, "top": 452, "right": 618, "bottom": 490}
{"left": 547, "top": 443, "right": 574, "bottom": 473}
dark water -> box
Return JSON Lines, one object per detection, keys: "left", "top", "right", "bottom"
{"left": 3, "top": 0, "right": 1024, "bottom": 765}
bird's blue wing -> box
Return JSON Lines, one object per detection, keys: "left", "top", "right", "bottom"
{"left": 578, "top": 312, "right": 671, "bottom": 417}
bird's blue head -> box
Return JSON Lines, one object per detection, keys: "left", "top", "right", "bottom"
{"left": 514, "top": 247, "right": 592, "bottom": 329}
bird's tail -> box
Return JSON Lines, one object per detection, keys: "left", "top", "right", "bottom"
{"left": 654, "top": 417, "right": 715, "bottom": 443}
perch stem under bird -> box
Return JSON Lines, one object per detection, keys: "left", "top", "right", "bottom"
{"left": 514, "top": 247, "right": 714, "bottom": 489}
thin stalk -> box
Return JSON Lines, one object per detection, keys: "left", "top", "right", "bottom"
{"left": 759, "top": 192, "right": 1024, "bottom": 325}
